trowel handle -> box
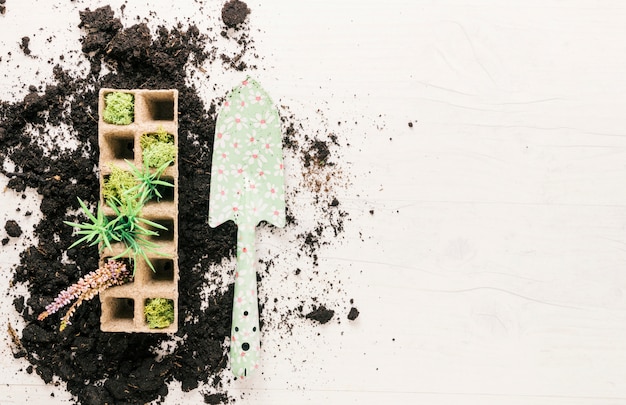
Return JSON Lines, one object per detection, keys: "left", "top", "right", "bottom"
{"left": 230, "top": 226, "right": 261, "bottom": 378}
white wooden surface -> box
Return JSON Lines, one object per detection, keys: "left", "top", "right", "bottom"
{"left": 2, "top": 1, "right": 626, "bottom": 404}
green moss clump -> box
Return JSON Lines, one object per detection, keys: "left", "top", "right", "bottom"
{"left": 145, "top": 298, "right": 174, "bottom": 329}
{"left": 103, "top": 92, "right": 134, "bottom": 125}
{"left": 143, "top": 142, "right": 177, "bottom": 168}
{"left": 140, "top": 128, "right": 176, "bottom": 168}
{"left": 140, "top": 127, "right": 173, "bottom": 149}
{"left": 103, "top": 166, "right": 137, "bottom": 203}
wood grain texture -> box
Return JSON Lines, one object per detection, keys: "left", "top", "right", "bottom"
{"left": 2, "top": 0, "right": 626, "bottom": 403}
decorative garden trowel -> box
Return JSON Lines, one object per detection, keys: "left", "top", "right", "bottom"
{"left": 208, "top": 77, "right": 286, "bottom": 378}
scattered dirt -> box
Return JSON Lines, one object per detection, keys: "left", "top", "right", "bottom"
{"left": 221, "top": 0, "right": 250, "bottom": 28}
{"left": 0, "top": 3, "right": 354, "bottom": 405}
{"left": 4, "top": 220, "right": 22, "bottom": 237}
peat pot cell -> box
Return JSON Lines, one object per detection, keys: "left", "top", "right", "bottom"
{"left": 108, "top": 298, "right": 135, "bottom": 320}
{"left": 104, "top": 135, "right": 135, "bottom": 160}
{"left": 149, "top": 258, "right": 175, "bottom": 282}
{"left": 143, "top": 93, "right": 175, "bottom": 121}
{"left": 149, "top": 219, "right": 175, "bottom": 241}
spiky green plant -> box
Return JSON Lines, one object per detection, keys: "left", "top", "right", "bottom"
{"left": 64, "top": 198, "right": 116, "bottom": 253}
{"left": 106, "top": 188, "right": 170, "bottom": 272}
{"left": 125, "top": 159, "right": 174, "bottom": 202}
{"left": 65, "top": 188, "right": 170, "bottom": 273}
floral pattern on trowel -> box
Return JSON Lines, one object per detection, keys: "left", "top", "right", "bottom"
{"left": 208, "top": 77, "right": 286, "bottom": 378}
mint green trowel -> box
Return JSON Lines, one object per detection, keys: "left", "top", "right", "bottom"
{"left": 208, "top": 77, "right": 286, "bottom": 378}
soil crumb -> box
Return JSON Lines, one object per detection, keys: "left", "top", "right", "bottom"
{"left": 5, "top": 220, "right": 22, "bottom": 237}
{"left": 20, "top": 36, "right": 31, "bottom": 55}
{"left": 221, "top": 0, "right": 250, "bottom": 28}
{"left": 347, "top": 307, "right": 360, "bottom": 321}
{"left": 305, "top": 305, "right": 335, "bottom": 324}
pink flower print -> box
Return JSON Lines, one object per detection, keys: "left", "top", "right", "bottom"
{"left": 231, "top": 164, "right": 245, "bottom": 177}
{"left": 247, "top": 179, "right": 259, "bottom": 194}
{"left": 225, "top": 113, "right": 248, "bottom": 131}
{"left": 235, "top": 266, "right": 250, "bottom": 286}
{"left": 236, "top": 93, "right": 247, "bottom": 111}
{"left": 215, "top": 125, "right": 230, "bottom": 148}
{"left": 265, "top": 183, "right": 279, "bottom": 200}
{"left": 242, "top": 79, "right": 249, "bottom": 86}
{"left": 215, "top": 185, "right": 228, "bottom": 201}
{"left": 257, "top": 170, "right": 265, "bottom": 179}
{"left": 222, "top": 201, "right": 240, "bottom": 218}
{"left": 235, "top": 114, "right": 248, "bottom": 130}
{"left": 230, "top": 139, "right": 242, "bottom": 154}
{"left": 248, "top": 200, "right": 268, "bottom": 218}
{"left": 219, "top": 150, "right": 229, "bottom": 162}
{"left": 234, "top": 292, "right": 246, "bottom": 308}
{"left": 274, "top": 159, "right": 285, "bottom": 176}
{"left": 245, "top": 149, "right": 267, "bottom": 166}
{"left": 248, "top": 90, "right": 265, "bottom": 105}
{"left": 239, "top": 244, "right": 253, "bottom": 263}
{"left": 259, "top": 137, "right": 273, "bottom": 152}
{"left": 215, "top": 164, "right": 228, "bottom": 181}
{"left": 253, "top": 111, "right": 274, "bottom": 129}
{"left": 248, "top": 129, "right": 257, "bottom": 144}
{"left": 221, "top": 99, "right": 231, "bottom": 114}
{"left": 270, "top": 206, "right": 282, "bottom": 222}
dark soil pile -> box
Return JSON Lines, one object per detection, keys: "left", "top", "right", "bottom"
{"left": 0, "top": 3, "right": 351, "bottom": 405}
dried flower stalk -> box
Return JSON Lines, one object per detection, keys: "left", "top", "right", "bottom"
{"left": 38, "top": 259, "right": 131, "bottom": 331}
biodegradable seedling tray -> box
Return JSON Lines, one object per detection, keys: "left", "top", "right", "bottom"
{"left": 97, "top": 88, "right": 179, "bottom": 333}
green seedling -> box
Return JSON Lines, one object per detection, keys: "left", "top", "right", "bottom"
{"left": 103, "top": 92, "right": 134, "bottom": 125}
{"left": 106, "top": 189, "right": 170, "bottom": 272}
{"left": 125, "top": 159, "right": 174, "bottom": 202}
{"left": 65, "top": 189, "right": 170, "bottom": 273}
{"left": 64, "top": 198, "right": 116, "bottom": 253}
